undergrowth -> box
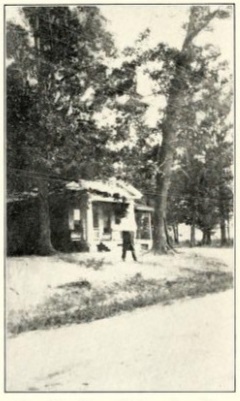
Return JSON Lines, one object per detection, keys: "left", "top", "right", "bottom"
{"left": 8, "top": 269, "right": 233, "bottom": 336}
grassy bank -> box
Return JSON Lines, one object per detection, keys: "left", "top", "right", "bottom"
{"left": 8, "top": 266, "right": 233, "bottom": 336}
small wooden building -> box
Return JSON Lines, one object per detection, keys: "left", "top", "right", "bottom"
{"left": 7, "top": 179, "right": 153, "bottom": 255}
{"left": 65, "top": 178, "right": 153, "bottom": 252}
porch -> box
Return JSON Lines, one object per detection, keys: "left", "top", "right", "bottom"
{"left": 66, "top": 179, "right": 154, "bottom": 252}
{"left": 68, "top": 198, "right": 153, "bottom": 252}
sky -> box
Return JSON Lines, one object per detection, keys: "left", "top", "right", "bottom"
{"left": 6, "top": 5, "right": 234, "bottom": 66}
{"left": 100, "top": 5, "right": 233, "bottom": 65}
{"left": 100, "top": 5, "right": 234, "bottom": 128}
{"left": 6, "top": 4, "right": 234, "bottom": 128}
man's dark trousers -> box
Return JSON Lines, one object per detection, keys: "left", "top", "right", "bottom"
{"left": 122, "top": 231, "right": 137, "bottom": 261}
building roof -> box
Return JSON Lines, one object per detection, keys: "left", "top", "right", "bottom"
{"left": 135, "top": 204, "right": 154, "bottom": 212}
{"left": 66, "top": 178, "right": 142, "bottom": 200}
{"left": 7, "top": 179, "right": 143, "bottom": 203}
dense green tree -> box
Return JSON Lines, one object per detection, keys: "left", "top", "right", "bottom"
{"left": 7, "top": 6, "right": 233, "bottom": 255}
{"left": 141, "top": 6, "right": 231, "bottom": 253}
{"left": 117, "top": 8, "right": 232, "bottom": 252}
{"left": 7, "top": 6, "right": 116, "bottom": 254}
{"left": 166, "top": 107, "right": 233, "bottom": 247}
{"left": 113, "top": 7, "right": 232, "bottom": 253}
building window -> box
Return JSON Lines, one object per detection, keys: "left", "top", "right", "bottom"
{"left": 93, "top": 204, "right": 99, "bottom": 228}
{"left": 103, "top": 213, "right": 111, "bottom": 234}
{"left": 136, "top": 212, "right": 151, "bottom": 240}
{"left": 73, "top": 209, "right": 80, "bottom": 221}
{"left": 69, "top": 208, "right": 84, "bottom": 241}
{"left": 102, "top": 204, "right": 112, "bottom": 240}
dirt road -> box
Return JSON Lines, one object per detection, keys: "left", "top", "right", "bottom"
{"left": 6, "top": 289, "right": 234, "bottom": 392}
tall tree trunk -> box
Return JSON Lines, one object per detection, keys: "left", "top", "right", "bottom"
{"left": 164, "top": 219, "right": 176, "bottom": 250}
{"left": 227, "top": 216, "right": 231, "bottom": 242}
{"left": 220, "top": 218, "right": 227, "bottom": 246}
{"left": 202, "top": 229, "right": 211, "bottom": 245}
{"left": 219, "top": 190, "right": 228, "bottom": 246}
{"left": 206, "top": 229, "right": 212, "bottom": 245}
{"left": 153, "top": 194, "right": 169, "bottom": 254}
{"left": 176, "top": 224, "right": 179, "bottom": 244}
{"left": 190, "top": 224, "right": 196, "bottom": 247}
{"left": 172, "top": 224, "right": 179, "bottom": 244}
{"left": 34, "top": 16, "right": 55, "bottom": 255}
{"left": 153, "top": 148, "right": 174, "bottom": 254}
{"left": 153, "top": 86, "right": 179, "bottom": 253}
{"left": 152, "top": 7, "right": 222, "bottom": 254}
{"left": 37, "top": 177, "right": 55, "bottom": 255}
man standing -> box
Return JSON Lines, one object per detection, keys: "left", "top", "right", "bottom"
{"left": 122, "top": 230, "right": 137, "bottom": 261}
{"left": 118, "top": 203, "right": 138, "bottom": 262}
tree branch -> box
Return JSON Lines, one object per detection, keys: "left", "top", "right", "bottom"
{"left": 182, "top": 10, "right": 219, "bottom": 51}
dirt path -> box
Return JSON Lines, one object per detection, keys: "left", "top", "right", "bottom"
{"left": 6, "top": 289, "right": 234, "bottom": 392}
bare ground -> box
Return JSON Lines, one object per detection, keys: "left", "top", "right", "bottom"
{"left": 6, "top": 247, "right": 234, "bottom": 391}
{"left": 6, "top": 289, "right": 234, "bottom": 391}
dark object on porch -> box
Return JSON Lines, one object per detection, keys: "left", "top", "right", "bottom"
{"left": 97, "top": 242, "right": 111, "bottom": 252}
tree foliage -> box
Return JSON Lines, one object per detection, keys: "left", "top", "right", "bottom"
{"left": 120, "top": 5, "right": 232, "bottom": 252}
{"left": 7, "top": 6, "right": 116, "bottom": 253}
{"left": 7, "top": 5, "right": 233, "bottom": 254}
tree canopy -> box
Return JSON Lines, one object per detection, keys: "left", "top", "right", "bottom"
{"left": 7, "top": 5, "right": 233, "bottom": 254}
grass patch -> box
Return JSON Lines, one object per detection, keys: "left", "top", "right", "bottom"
{"left": 57, "top": 279, "right": 92, "bottom": 290}
{"left": 58, "top": 254, "right": 107, "bottom": 270}
{"left": 7, "top": 268, "right": 233, "bottom": 336}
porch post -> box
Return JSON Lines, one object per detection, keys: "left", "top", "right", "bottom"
{"left": 149, "top": 212, "right": 153, "bottom": 241}
{"left": 86, "top": 197, "right": 94, "bottom": 251}
{"left": 129, "top": 200, "right": 137, "bottom": 234}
